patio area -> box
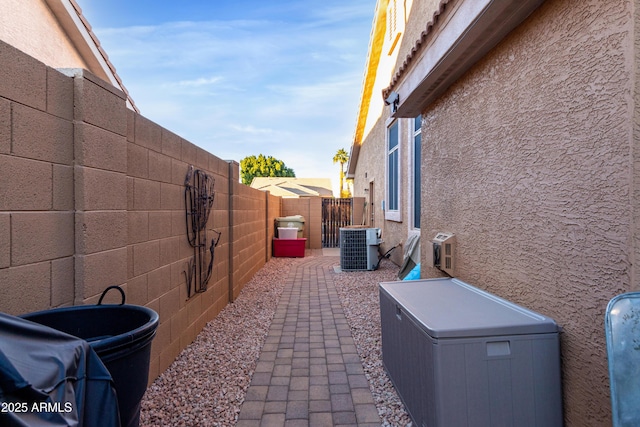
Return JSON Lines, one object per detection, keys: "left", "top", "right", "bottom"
{"left": 140, "top": 250, "right": 412, "bottom": 427}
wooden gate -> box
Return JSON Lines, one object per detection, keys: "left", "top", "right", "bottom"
{"left": 322, "top": 198, "right": 353, "bottom": 248}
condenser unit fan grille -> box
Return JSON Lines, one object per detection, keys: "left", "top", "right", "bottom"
{"left": 340, "top": 228, "right": 378, "bottom": 271}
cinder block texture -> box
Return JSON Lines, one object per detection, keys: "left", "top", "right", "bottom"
{"left": 76, "top": 211, "right": 127, "bottom": 254}
{"left": 134, "top": 114, "right": 162, "bottom": 152}
{"left": 75, "top": 123, "right": 127, "bottom": 172}
{"left": 12, "top": 103, "right": 73, "bottom": 164}
{"left": 11, "top": 212, "right": 74, "bottom": 266}
{"left": 149, "top": 151, "right": 172, "bottom": 183}
{"left": 133, "top": 178, "right": 161, "bottom": 210}
{"left": 158, "top": 279, "right": 179, "bottom": 322}
{"left": 159, "top": 237, "right": 180, "bottom": 266}
{"left": 70, "top": 69, "right": 126, "bottom": 135}
{"left": 0, "top": 155, "right": 52, "bottom": 210}
{"left": 75, "top": 248, "right": 127, "bottom": 301}
{"left": 128, "top": 211, "right": 149, "bottom": 244}
{"left": 133, "top": 240, "right": 160, "bottom": 276}
{"left": 0, "top": 214, "right": 9, "bottom": 268}
{"left": 181, "top": 140, "right": 197, "bottom": 166}
{"left": 149, "top": 211, "right": 172, "bottom": 240}
{"left": 126, "top": 108, "right": 135, "bottom": 143}
{"left": 171, "top": 159, "right": 190, "bottom": 186}
{"left": 148, "top": 265, "right": 172, "bottom": 302}
{"left": 51, "top": 256, "right": 74, "bottom": 307}
{"left": 0, "top": 41, "right": 46, "bottom": 111}
{"left": 126, "top": 274, "right": 148, "bottom": 306}
{"left": 0, "top": 99, "right": 9, "bottom": 154}
{"left": 127, "top": 143, "right": 149, "bottom": 178}
{"left": 161, "top": 129, "right": 182, "bottom": 159}
{"left": 160, "top": 183, "right": 183, "bottom": 210}
{"left": 0, "top": 262, "right": 51, "bottom": 315}
{"left": 75, "top": 166, "right": 127, "bottom": 210}
{"left": 53, "top": 165, "right": 73, "bottom": 211}
{"left": 228, "top": 161, "right": 239, "bottom": 182}
{"left": 46, "top": 68, "right": 74, "bottom": 120}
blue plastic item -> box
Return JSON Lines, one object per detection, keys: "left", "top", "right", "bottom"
{"left": 605, "top": 292, "right": 640, "bottom": 427}
{"left": 402, "top": 263, "right": 421, "bottom": 280}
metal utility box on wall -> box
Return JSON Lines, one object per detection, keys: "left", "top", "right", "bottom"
{"left": 430, "top": 232, "right": 456, "bottom": 275}
{"left": 379, "top": 278, "right": 563, "bottom": 427}
{"left": 340, "top": 227, "right": 381, "bottom": 271}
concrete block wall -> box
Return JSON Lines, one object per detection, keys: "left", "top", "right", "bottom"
{"left": 0, "top": 40, "right": 282, "bottom": 383}
{"left": 230, "top": 182, "right": 263, "bottom": 300}
{"left": 70, "top": 69, "right": 129, "bottom": 306}
{"left": 123, "top": 110, "right": 239, "bottom": 378}
{"left": 266, "top": 193, "right": 281, "bottom": 259}
{"left": 0, "top": 41, "right": 76, "bottom": 314}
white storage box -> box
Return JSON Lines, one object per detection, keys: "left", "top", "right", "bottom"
{"left": 379, "top": 278, "right": 563, "bottom": 427}
{"left": 277, "top": 227, "right": 298, "bottom": 240}
{"left": 275, "top": 215, "right": 304, "bottom": 238}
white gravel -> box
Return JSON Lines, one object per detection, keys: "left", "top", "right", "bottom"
{"left": 140, "top": 253, "right": 411, "bottom": 426}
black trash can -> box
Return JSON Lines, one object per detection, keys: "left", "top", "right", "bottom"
{"left": 21, "top": 302, "right": 159, "bottom": 427}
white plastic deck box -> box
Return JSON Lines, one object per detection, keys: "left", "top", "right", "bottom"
{"left": 379, "top": 278, "right": 563, "bottom": 427}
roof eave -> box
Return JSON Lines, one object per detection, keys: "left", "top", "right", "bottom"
{"left": 347, "top": 0, "right": 388, "bottom": 178}
{"left": 45, "top": 0, "right": 139, "bottom": 112}
{"left": 386, "top": 0, "right": 546, "bottom": 118}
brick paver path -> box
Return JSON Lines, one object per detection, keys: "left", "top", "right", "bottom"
{"left": 237, "top": 255, "right": 381, "bottom": 427}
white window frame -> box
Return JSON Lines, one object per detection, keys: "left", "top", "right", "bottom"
{"left": 411, "top": 115, "right": 421, "bottom": 230}
{"left": 385, "top": 118, "right": 401, "bottom": 222}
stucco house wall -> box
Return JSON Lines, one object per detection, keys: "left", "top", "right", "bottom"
{"left": 0, "top": 0, "right": 137, "bottom": 111}
{"left": 416, "top": 2, "right": 631, "bottom": 423}
{"left": 349, "top": 0, "right": 427, "bottom": 266}
{"left": 351, "top": 0, "right": 638, "bottom": 424}
{"left": 0, "top": 0, "right": 87, "bottom": 71}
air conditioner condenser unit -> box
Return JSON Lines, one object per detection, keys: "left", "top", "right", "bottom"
{"left": 340, "top": 228, "right": 381, "bottom": 271}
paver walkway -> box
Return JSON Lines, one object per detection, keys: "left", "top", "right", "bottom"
{"left": 237, "top": 253, "right": 382, "bottom": 427}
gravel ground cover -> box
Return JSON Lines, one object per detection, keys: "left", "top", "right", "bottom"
{"left": 140, "top": 253, "right": 411, "bottom": 426}
{"left": 140, "top": 256, "right": 293, "bottom": 426}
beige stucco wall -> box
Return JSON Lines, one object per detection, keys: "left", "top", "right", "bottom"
{"left": 352, "top": 0, "right": 637, "bottom": 424}
{"left": 0, "top": 0, "right": 88, "bottom": 71}
{"left": 416, "top": 0, "right": 631, "bottom": 424}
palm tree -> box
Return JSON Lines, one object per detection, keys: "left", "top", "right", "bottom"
{"left": 333, "top": 148, "right": 349, "bottom": 198}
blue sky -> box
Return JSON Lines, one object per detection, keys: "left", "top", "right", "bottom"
{"left": 77, "top": 0, "right": 375, "bottom": 191}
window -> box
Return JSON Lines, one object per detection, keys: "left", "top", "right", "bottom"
{"left": 386, "top": 120, "right": 400, "bottom": 221}
{"left": 413, "top": 116, "right": 422, "bottom": 229}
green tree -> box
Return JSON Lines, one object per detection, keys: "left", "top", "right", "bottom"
{"left": 240, "top": 154, "right": 295, "bottom": 185}
{"left": 333, "top": 148, "right": 350, "bottom": 198}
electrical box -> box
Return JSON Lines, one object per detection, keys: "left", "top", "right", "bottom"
{"left": 431, "top": 232, "right": 456, "bottom": 276}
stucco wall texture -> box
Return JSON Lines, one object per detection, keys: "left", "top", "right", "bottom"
{"left": 417, "top": 0, "right": 632, "bottom": 424}
{"left": 0, "top": 39, "right": 290, "bottom": 383}
{"left": 0, "top": 0, "right": 88, "bottom": 72}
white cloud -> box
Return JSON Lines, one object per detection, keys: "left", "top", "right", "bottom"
{"left": 90, "top": 2, "right": 373, "bottom": 181}
{"left": 170, "top": 76, "right": 223, "bottom": 87}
